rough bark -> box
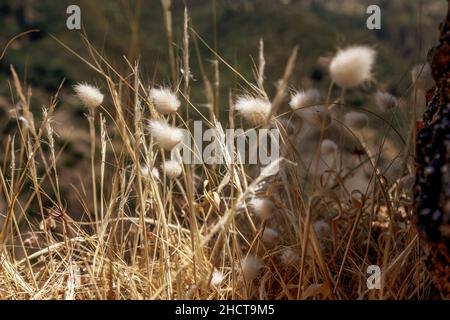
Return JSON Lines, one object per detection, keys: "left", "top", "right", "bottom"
{"left": 415, "top": 0, "right": 450, "bottom": 297}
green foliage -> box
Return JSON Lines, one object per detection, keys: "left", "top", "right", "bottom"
{"left": 0, "top": 0, "right": 444, "bottom": 112}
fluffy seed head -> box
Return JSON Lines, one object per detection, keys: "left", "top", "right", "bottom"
{"left": 294, "top": 105, "right": 331, "bottom": 128}
{"left": 261, "top": 227, "right": 279, "bottom": 246}
{"left": 152, "top": 168, "right": 160, "bottom": 181}
{"left": 289, "top": 89, "right": 321, "bottom": 110}
{"left": 313, "top": 220, "right": 331, "bottom": 239}
{"left": 374, "top": 90, "right": 398, "bottom": 111}
{"left": 321, "top": 139, "right": 338, "bottom": 156}
{"left": 140, "top": 165, "right": 149, "bottom": 177}
{"left": 210, "top": 270, "right": 225, "bottom": 287}
{"left": 74, "top": 83, "right": 104, "bottom": 108}
{"left": 235, "top": 96, "right": 272, "bottom": 126}
{"left": 344, "top": 112, "right": 368, "bottom": 131}
{"left": 148, "top": 119, "right": 183, "bottom": 151}
{"left": 161, "top": 160, "right": 182, "bottom": 179}
{"left": 329, "top": 46, "right": 376, "bottom": 89}
{"left": 249, "top": 198, "right": 274, "bottom": 220}
{"left": 149, "top": 87, "right": 181, "bottom": 114}
{"left": 141, "top": 165, "right": 161, "bottom": 181}
{"left": 279, "top": 248, "right": 299, "bottom": 266}
{"left": 240, "top": 255, "right": 262, "bottom": 282}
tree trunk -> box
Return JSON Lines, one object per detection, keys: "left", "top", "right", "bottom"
{"left": 415, "top": 0, "right": 450, "bottom": 298}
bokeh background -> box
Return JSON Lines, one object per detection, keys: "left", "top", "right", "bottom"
{"left": 0, "top": 0, "right": 445, "bottom": 106}
{"left": 0, "top": 0, "right": 445, "bottom": 211}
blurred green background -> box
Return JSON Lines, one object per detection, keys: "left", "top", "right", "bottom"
{"left": 0, "top": 0, "right": 445, "bottom": 117}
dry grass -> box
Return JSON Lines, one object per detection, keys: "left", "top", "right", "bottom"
{"left": 0, "top": 5, "right": 436, "bottom": 300}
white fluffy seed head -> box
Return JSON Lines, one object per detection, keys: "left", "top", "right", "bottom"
{"left": 320, "top": 139, "right": 338, "bottom": 156}
{"left": 140, "top": 165, "right": 149, "bottom": 177}
{"left": 289, "top": 89, "right": 321, "bottom": 110}
{"left": 249, "top": 198, "right": 274, "bottom": 220}
{"left": 329, "top": 46, "right": 376, "bottom": 89}
{"left": 210, "top": 270, "right": 225, "bottom": 287}
{"left": 149, "top": 87, "right": 181, "bottom": 114}
{"left": 294, "top": 105, "right": 331, "bottom": 128}
{"left": 148, "top": 119, "right": 184, "bottom": 151}
{"left": 313, "top": 220, "right": 331, "bottom": 238}
{"left": 373, "top": 90, "right": 398, "bottom": 112}
{"left": 152, "top": 167, "right": 160, "bottom": 181}
{"left": 74, "top": 83, "right": 104, "bottom": 109}
{"left": 279, "top": 248, "right": 299, "bottom": 266}
{"left": 140, "top": 165, "right": 160, "bottom": 181}
{"left": 344, "top": 112, "right": 368, "bottom": 131}
{"left": 261, "top": 227, "right": 279, "bottom": 246}
{"left": 161, "top": 159, "right": 182, "bottom": 179}
{"left": 240, "top": 255, "right": 262, "bottom": 282}
{"left": 235, "top": 96, "right": 272, "bottom": 126}
{"left": 411, "top": 63, "right": 434, "bottom": 91}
